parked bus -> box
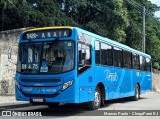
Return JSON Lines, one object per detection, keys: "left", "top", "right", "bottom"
{"left": 14, "top": 26, "right": 152, "bottom": 110}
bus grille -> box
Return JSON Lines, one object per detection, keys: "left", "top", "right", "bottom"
{"left": 22, "top": 92, "right": 59, "bottom": 98}
{"left": 21, "top": 79, "right": 61, "bottom": 83}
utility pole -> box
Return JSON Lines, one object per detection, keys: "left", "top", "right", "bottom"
{"left": 142, "top": 6, "right": 146, "bottom": 53}
{"left": 126, "top": 0, "right": 146, "bottom": 53}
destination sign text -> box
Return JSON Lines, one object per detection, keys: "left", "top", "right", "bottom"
{"left": 23, "top": 29, "right": 71, "bottom": 40}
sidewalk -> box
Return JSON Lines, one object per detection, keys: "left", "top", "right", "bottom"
{"left": 0, "top": 96, "right": 29, "bottom": 106}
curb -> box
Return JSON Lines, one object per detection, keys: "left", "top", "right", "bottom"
{"left": 0, "top": 101, "right": 29, "bottom": 107}
{"left": 154, "top": 87, "right": 160, "bottom": 93}
{"left": 0, "top": 102, "right": 31, "bottom": 110}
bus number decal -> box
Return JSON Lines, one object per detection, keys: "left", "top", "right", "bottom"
{"left": 21, "top": 64, "right": 38, "bottom": 70}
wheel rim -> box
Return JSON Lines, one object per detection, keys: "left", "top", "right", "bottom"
{"left": 136, "top": 86, "right": 139, "bottom": 99}
{"left": 94, "top": 90, "right": 101, "bottom": 107}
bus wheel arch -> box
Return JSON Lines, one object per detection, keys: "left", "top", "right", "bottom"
{"left": 87, "top": 82, "right": 105, "bottom": 110}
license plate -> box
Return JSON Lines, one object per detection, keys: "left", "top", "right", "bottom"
{"left": 32, "top": 98, "right": 43, "bottom": 102}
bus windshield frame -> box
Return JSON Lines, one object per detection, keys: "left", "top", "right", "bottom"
{"left": 17, "top": 40, "right": 75, "bottom": 74}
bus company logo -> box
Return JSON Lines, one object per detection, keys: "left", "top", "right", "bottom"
{"left": 104, "top": 69, "right": 118, "bottom": 82}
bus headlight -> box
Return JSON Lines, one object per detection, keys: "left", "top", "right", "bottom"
{"left": 15, "top": 80, "right": 20, "bottom": 89}
{"left": 62, "top": 80, "right": 73, "bottom": 90}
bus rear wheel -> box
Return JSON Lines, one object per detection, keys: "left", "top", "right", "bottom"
{"left": 87, "top": 86, "right": 101, "bottom": 110}
{"left": 132, "top": 84, "right": 140, "bottom": 101}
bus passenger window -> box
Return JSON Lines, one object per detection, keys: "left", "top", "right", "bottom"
{"left": 132, "top": 54, "right": 140, "bottom": 70}
{"left": 101, "top": 43, "right": 107, "bottom": 65}
{"left": 146, "top": 58, "right": 151, "bottom": 72}
{"left": 101, "top": 43, "right": 113, "bottom": 66}
{"left": 123, "top": 51, "right": 131, "bottom": 69}
{"left": 140, "top": 56, "right": 146, "bottom": 71}
{"left": 113, "top": 47, "right": 123, "bottom": 67}
{"left": 106, "top": 45, "right": 113, "bottom": 66}
{"left": 95, "top": 41, "right": 100, "bottom": 65}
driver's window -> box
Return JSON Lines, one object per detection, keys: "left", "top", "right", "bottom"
{"left": 78, "top": 42, "right": 91, "bottom": 74}
{"left": 78, "top": 43, "right": 87, "bottom": 66}
{"left": 78, "top": 43, "right": 83, "bottom": 65}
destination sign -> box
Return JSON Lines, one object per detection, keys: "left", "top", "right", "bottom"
{"left": 22, "top": 29, "right": 72, "bottom": 40}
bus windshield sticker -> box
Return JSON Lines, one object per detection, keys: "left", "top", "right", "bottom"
{"left": 136, "top": 71, "right": 140, "bottom": 76}
{"left": 40, "top": 61, "right": 48, "bottom": 72}
{"left": 68, "top": 42, "right": 72, "bottom": 46}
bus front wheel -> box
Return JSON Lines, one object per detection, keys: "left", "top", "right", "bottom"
{"left": 87, "top": 86, "right": 101, "bottom": 110}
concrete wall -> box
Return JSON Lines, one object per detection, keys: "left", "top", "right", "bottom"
{"left": 152, "top": 70, "right": 160, "bottom": 92}
{"left": 0, "top": 28, "right": 33, "bottom": 95}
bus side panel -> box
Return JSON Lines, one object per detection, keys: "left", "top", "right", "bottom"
{"left": 78, "top": 67, "right": 95, "bottom": 103}
{"left": 139, "top": 71, "right": 152, "bottom": 94}
{"left": 94, "top": 66, "right": 114, "bottom": 100}
{"left": 109, "top": 68, "right": 133, "bottom": 99}
{"left": 95, "top": 67, "right": 134, "bottom": 100}
{"left": 140, "top": 72, "right": 147, "bottom": 94}
{"left": 131, "top": 70, "right": 140, "bottom": 96}
{"left": 132, "top": 70, "right": 152, "bottom": 95}
{"left": 146, "top": 72, "right": 152, "bottom": 91}
{"left": 116, "top": 68, "right": 132, "bottom": 98}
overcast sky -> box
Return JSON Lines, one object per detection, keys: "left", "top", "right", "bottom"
{"left": 149, "top": 0, "right": 160, "bottom": 17}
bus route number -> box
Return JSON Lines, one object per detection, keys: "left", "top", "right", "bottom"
{"left": 27, "top": 33, "right": 38, "bottom": 39}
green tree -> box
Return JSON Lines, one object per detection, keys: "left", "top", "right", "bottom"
{"left": 1, "top": 0, "right": 160, "bottom": 67}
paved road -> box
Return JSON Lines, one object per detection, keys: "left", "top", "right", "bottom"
{"left": 0, "top": 92, "right": 160, "bottom": 119}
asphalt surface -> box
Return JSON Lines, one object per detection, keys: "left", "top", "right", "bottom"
{"left": 0, "top": 92, "right": 160, "bottom": 119}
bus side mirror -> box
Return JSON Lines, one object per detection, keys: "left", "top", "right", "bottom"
{"left": 8, "top": 47, "right": 12, "bottom": 59}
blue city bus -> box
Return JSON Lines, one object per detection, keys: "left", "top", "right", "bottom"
{"left": 15, "top": 26, "right": 152, "bottom": 110}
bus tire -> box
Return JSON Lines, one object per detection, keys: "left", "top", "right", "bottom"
{"left": 87, "top": 86, "right": 101, "bottom": 110}
{"left": 132, "top": 84, "right": 140, "bottom": 101}
{"left": 47, "top": 103, "right": 59, "bottom": 108}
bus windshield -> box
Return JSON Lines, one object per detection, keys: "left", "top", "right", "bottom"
{"left": 17, "top": 41, "right": 74, "bottom": 74}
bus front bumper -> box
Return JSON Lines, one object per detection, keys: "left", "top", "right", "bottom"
{"left": 15, "top": 85, "right": 78, "bottom": 103}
